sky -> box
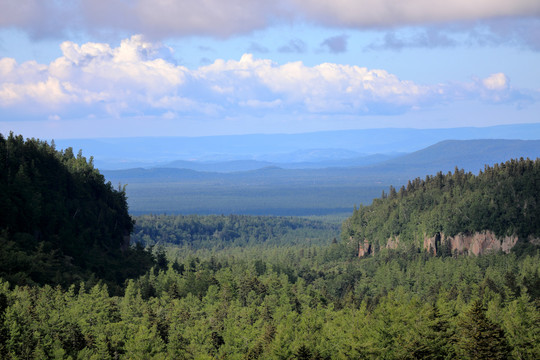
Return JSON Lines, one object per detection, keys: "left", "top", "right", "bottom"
{"left": 1, "top": 0, "right": 540, "bottom": 139}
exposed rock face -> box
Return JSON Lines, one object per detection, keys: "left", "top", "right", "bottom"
{"left": 424, "top": 233, "right": 441, "bottom": 255}
{"left": 358, "top": 239, "right": 372, "bottom": 257}
{"left": 358, "top": 231, "right": 528, "bottom": 257}
{"left": 423, "top": 231, "right": 518, "bottom": 256}
{"left": 358, "top": 230, "right": 524, "bottom": 257}
{"left": 386, "top": 236, "right": 400, "bottom": 250}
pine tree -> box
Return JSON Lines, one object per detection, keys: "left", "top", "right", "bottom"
{"left": 294, "top": 344, "right": 312, "bottom": 360}
{"left": 457, "top": 300, "right": 512, "bottom": 360}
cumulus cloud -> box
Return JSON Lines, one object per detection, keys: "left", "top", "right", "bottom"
{"left": 474, "top": 73, "right": 533, "bottom": 104}
{"left": 194, "top": 53, "right": 436, "bottom": 114}
{"left": 0, "top": 36, "right": 189, "bottom": 114}
{"left": 0, "top": 37, "right": 536, "bottom": 120}
{"left": 482, "top": 73, "right": 508, "bottom": 91}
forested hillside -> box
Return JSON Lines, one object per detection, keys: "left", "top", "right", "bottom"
{"left": 1, "top": 135, "right": 539, "bottom": 359}
{"left": 342, "top": 158, "right": 540, "bottom": 256}
{"left": 0, "top": 133, "right": 154, "bottom": 291}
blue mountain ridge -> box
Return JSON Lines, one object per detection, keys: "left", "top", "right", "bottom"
{"left": 54, "top": 123, "right": 540, "bottom": 170}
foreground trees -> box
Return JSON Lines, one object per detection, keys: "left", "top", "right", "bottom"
{"left": 1, "top": 247, "right": 539, "bottom": 359}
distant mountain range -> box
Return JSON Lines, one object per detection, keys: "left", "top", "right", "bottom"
{"left": 162, "top": 153, "right": 399, "bottom": 172}
{"left": 55, "top": 123, "right": 540, "bottom": 170}
{"left": 362, "top": 139, "right": 540, "bottom": 180}
{"left": 101, "top": 139, "right": 540, "bottom": 216}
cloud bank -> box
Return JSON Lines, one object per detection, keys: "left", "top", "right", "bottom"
{"left": 1, "top": 0, "right": 539, "bottom": 41}
{"left": 294, "top": 0, "right": 540, "bottom": 27}
{"left": 0, "top": 36, "right": 530, "bottom": 122}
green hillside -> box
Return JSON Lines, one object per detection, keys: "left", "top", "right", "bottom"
{"left": 0, "top": 133, "right": 154, "bottom": 290}
{"left": 342, "top": 158, "right": 540, "bottom": 256}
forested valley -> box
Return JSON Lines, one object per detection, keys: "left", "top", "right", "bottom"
{"left": 1, "top": 133, "right": 539, "bottom": 359}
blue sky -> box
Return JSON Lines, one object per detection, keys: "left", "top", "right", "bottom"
{"left": 1, "top": 0, "right": 539, "bottom": 139}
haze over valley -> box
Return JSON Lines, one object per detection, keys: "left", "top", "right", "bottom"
{"left": 83, "top": 124, "right": 540, "bottom": 216}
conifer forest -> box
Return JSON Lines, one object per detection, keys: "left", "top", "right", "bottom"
{"left": 1, "top": 133, "right": 539, "bottom": 359}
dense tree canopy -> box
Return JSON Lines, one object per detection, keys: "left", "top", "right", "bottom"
{"left": 1, "top": 135, "right": 538, "bottom": 359}
{"left": 132, "top": 214, "right": 340, "bottom": 250}
{"left": 0, "top": 245, "right": 539, "bottom": 359}
{"left": 0, "top": 133, "right": 153, "bottom": 291}
{"left": 342, "top": 158, "right": 540, "bottom": 253}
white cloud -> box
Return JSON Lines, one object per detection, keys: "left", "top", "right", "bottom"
{"left": 0, "top": 57, "right": 73, "bottom": 107}
{"left": 483, "top": 73, "right": 508, "bottom": 91}
{"left": 194, "top": 54, "right": 433, "bottom": 113}
{"left": 1, "top": 36, "right": 189, "bottom": 111}
{"left": 0, "top": 37, "right": 536, "bottom": 120}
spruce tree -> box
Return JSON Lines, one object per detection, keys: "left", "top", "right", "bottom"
{"left": 457, "top": 300, "right": 512, "bottom": 359}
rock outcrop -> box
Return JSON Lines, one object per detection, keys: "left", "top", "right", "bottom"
{"left": 423, "top": 231, "right": 518, "bottom": 256}
{"left": 386, "top": 236, "right": 400, "bottom": 250}
{"left": 358, "top": 239, "right": 372, "bottom": 257}
{"left": 357, "top": 236, "right": 401, "bottom": 257}
{"left": 359, "top": 230, "right": 529, "bottom": 257}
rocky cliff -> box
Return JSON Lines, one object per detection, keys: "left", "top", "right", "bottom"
{"left": 357, "top": 235, "right": 399, "bottom": 257}
{"left": 357, "top": 231, "right": 532, "bottom": 257}
{"left": 357, "top": 239, "right": 369, "bottom": 257}
{"left": 344, "top": 159, "right": 540, "bottom": 259}
{"left": 423, "top": 231, "right": 518, "bottom": 256}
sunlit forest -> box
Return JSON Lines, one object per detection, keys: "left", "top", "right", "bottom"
{"left": 1, "top": 133, "right": 539, "bottom": 359}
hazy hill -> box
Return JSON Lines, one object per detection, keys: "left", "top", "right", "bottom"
{"left": 162, "top": 153, "right": 398, "bottom": 172}
{"left": 55, "top": 123, "right": 540, "bottom": 169}
{"left": 378, "top": 139, "right": 540, "bottom": 171}
{"left": 359, "top": 139, "right": 540, "bottom": 182}
{"left": 102, "top": 139, "right": 540, "bottom": 215}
